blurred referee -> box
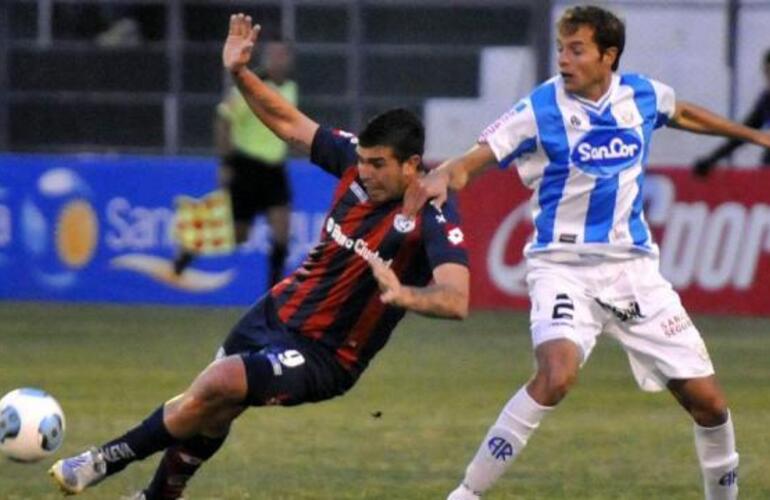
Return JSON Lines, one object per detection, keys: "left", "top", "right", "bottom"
{"left": 174, "top": 39, "right": 297, "bottom": 289}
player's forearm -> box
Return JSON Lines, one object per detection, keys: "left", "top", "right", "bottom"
{"left": 438, "top": 144, "right": 497, "bottom": 191}
{"left": 393, "top": 283, "right": 469, "bottom": 320}
{"left": 434, "top": 157, "right": 470, "bottom": 192}
{"left": 231, "top": 66, "right": 316, "bottom": 152}
{"left": 671, "top": 101, "right": 765, "bottom": 145}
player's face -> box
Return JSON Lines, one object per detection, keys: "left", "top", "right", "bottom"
{"left": 557, "top": 25, "right": 616, "bottom": 100}
{"left": 356, "top": 145, "right": 420, "bottom": 204}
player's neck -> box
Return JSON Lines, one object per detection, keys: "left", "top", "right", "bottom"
{"left": 572, "top": 74, "right": 613, "bottom": 103}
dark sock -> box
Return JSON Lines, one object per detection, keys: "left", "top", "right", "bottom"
{"left": 269, "top": 243, "right": 288, "bottom": 287}
{"left": 173, "top": 251, "right": 195, "bottom": 275}
{"left": 98, "top": 406, "right": 176, "bottom": 476}
{"left": 144, "top": 433, "right": 228, "bottom": 500}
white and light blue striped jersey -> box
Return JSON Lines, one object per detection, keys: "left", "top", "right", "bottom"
{"left": 480, "top": 73, "right": 676, "bottom": 259}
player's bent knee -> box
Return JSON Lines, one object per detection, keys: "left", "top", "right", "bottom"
{"left": 692, "top": 395, "right": 729, "bottom": 426}
{"left": 190, "top": 356, "right": 248, "bottom": 408}
{"left": 529, "top": 365, "right": 578, "bottom": 405}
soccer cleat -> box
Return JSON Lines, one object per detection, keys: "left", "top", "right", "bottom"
{"left": 447, "top": 483, "right": 482, "bottom": 500}
{"left": 49, "top": 447, "right": 107, "bottom": 494}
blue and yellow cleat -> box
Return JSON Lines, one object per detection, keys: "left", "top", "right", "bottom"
{"left": 48, "top": 447, "right": 107, "bottom": 495}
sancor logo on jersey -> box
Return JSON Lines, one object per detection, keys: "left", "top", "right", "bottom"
{"left": 570, "top": 129, "right": 642, "bottom": 177}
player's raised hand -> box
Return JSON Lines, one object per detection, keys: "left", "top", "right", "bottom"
{"left": 368, "top": 257, "right": 403, "bottom": 306}
{"left": 223, "top": 14, "right": 260, "bottom": 74}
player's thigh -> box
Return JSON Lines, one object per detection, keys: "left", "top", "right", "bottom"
{"left": 238, "top": 345, "right": 351, "bottom": 407}
{"left": 606, "top": 258, "right": 715, "bottom": 392}
{"left": 526, "top": 259, "right": 604, "bottom": 363}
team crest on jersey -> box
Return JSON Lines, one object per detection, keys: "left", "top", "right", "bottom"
{"left": 393, "top": 214, "right": 416, "bottom": 233}
{"left": 570, "top": 129, "right": 642, "bottom": 177}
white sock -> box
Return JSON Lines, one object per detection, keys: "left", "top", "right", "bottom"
{"left": 460, "top": 387, "right": 553, "bottom": 495}
{"left": 694, "top": 411, "right": 739, "bottom": 500}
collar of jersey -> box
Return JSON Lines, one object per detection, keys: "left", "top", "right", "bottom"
{"left": 563, "top": 74, "right": 620, "bottom": 114}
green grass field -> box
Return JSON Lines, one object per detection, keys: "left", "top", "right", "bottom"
{"left": 0, "top": 302, "right": 768, "bottom": 499}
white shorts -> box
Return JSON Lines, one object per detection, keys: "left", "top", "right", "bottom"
{"left": 526, "top": 254, "right": 714, "bottom": 392}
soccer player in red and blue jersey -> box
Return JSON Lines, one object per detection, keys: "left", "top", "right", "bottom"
{"left": 49, "top": 14, "right": 470, "bottom": 499}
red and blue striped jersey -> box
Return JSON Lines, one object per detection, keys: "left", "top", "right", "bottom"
{"left": 269, "top": 127, "right": 468, "bottom": 377}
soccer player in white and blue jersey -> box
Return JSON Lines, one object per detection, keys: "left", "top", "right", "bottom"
{"left": 405, "top": 5, "right": 770, "bottom": 500}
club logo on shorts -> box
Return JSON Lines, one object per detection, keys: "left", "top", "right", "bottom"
{"left": 487, "top": 436, "right": 514, "bottom": 461}
{"left": 393, "top": 214, "right": 416, "bottom": 233}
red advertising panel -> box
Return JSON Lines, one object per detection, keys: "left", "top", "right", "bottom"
{"left": 459, "top": 168, "right": 770, "bottom": 316}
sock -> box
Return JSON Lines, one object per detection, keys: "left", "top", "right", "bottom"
{"left": 144, "top": 433, "right": 228, "bottom": 500}
{"left": 98, "top": 406, "right": 177, "bottom": 476}
{"left": 694, "top": 411, "right": 739, "bottom": 500}
{"left": 269, "top": 242, "right": 288, "bottom": 287}
{"left": 461, "top": 387, "right": 553, "bottom": 494}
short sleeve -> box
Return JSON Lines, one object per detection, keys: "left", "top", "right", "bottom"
{"left": 419, "top": 196, "right": 469, "bottom": 270}
{"left": 478, "top": 98, "right": 539, "bottom": 169}
{"left": 649, "top": 79, "right": 676, "bottom": 129}
{"left": 310, "top": 127, "right": 359, "bottom": 178}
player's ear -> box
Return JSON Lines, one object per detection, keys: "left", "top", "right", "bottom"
{"left": 402, "top": 154, "right": 422, "bottom": 177}
{"left": 602, "top": 46, "right": 619, "bottom": 69}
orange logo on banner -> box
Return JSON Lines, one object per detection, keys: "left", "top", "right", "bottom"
{"left": 56, "top": 200, "right": 98, "bottom": 268}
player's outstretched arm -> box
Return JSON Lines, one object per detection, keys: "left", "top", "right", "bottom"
{"left": 670, "top": 101, "right": 770, "bottom": 149}
{"left": 402, "top": 143, "right": 496, "bottom": 218}
{"left": 369, "top": 259, "right": 469, "bottom": 320}
{"left": 223, "top": 13, "right": 318, "bottom": 154}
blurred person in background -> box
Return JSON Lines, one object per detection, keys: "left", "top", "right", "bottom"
{"left": 693, "top": 48, "right": 770, "bottom": 176}
{"left": 50, "top": 14, "right": 470, "bottom": 500}
{"left": 174, "top": 39, "right": 298, "bottom": 291}
{"left": 405, "top": 5, "right": 770, "bottom": 500}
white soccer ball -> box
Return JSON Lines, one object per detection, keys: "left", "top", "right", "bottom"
{"left": 0, "top": 388, "right": 66, "bottom": 462}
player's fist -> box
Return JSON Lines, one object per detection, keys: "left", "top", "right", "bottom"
{"left": 223, "top": 14, "right": 260, "bottom": 74}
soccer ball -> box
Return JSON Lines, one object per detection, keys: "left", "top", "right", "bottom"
{"left": 0, "top": 388, "right": 66, "bottom": 462}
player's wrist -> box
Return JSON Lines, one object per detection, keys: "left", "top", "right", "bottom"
{"left": 229, "top": 65, "right": 247, "bottom": 78}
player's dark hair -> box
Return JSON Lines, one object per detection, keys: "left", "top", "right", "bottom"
{"left": 558, "top": 5, "right": 625, "bottom": 71}
{"left": 764, "top": 48, "right": 770, "bottom": 66}
{"left": 358, "top": 109, "right": 425, "bottom": 166}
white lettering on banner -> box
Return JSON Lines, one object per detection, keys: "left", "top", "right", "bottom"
{"left": 659, "top": 202, "right": 708, "bottom": 288}
{"left": 487, "top": 175, "right": 770, "bottom": 297}
{"left": 487, "top": 203, "right": 530, "bottom": 295}
{"left": 734, "top": 204, "right": 770, "bottom": 288}
{"left": 652, "top": 173, "right": 770, "bottom": 290}
{"left": 0, "top": 205, "right": 10, "bottom": 247}
{"left": 105, "top": 197, "right": 175, "bottom": 251}
{"left": 696, "top": 203, "right": 745, "bottom": 290}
